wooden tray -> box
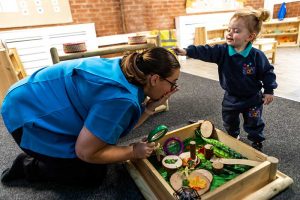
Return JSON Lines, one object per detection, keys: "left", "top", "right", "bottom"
{"left": 125, "top": 121, "right": 293, "bottom": 200}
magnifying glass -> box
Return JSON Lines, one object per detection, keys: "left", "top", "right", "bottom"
{"left": 147, "top": 125, "right": 168, "bottom": 142}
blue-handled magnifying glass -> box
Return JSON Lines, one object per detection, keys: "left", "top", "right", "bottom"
{"left": 147, "top": 125, "right": 168, "bottom": 142}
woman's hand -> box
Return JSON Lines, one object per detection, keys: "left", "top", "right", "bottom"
{"left": 134, "top": 89, "right": 179, "bottom": 129}
{"left": 172, "top": 47, "right": 187, "bottom": 56}
{"left": 145, "top": 88, "right": 179, "bottom": 112}
{"left": 131, "top": 138, "right": 156, "bottom": 159}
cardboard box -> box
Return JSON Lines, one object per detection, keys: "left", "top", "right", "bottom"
{"left": 125, "top": 121, "right": 293, "bottom": 200}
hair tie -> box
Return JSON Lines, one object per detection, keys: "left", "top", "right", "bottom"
{"left": 135, "top": 53, "right": 143, "bottom": 65}
{"left": 133, "top": 53, "right": 145, "bottom": 77}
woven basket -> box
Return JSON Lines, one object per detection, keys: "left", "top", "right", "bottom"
{"left": 63, "top": 42, "right": 87, "bottom": 53}
{"left": 128, "top": 36, "right": 147, "bottom": 45}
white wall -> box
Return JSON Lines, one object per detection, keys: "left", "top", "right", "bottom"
{"left": 175, "top": 12, "right": 234, "bottom": 48}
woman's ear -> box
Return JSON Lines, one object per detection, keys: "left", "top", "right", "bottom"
{"left": 149, "top": 74, "right": 160, "bottom": 87}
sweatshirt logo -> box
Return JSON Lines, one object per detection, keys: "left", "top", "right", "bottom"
{"left": 243, "top": 62, "right": 255, "bottom": 75}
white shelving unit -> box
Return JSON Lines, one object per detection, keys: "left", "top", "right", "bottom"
{"left": 261, "top": 17, "right": 300, "bottom": 47}
{"left": 0, "top": 23, "right": 97, "bottom": 75}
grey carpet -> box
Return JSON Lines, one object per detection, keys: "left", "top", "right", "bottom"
{"left": 0, "top": 72, "right": 299, "bottom": 200}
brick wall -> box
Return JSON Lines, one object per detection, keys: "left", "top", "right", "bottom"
{"left": 70, "top": 0, "right": 187, "bottom": 35}
{"left": 244, "top": 0, "right": 264, "bottom": 9}
{"left": 273, "top": 1, "right": 300, "bottom": 18}
{"left": 69, "top": 0, "right": 123, "bottom": 36}
{"left": 121, "top": 0, "right": 185, "bottom": 33}
{"left": 2, "top": 0, "right": 299, "bottom": 37}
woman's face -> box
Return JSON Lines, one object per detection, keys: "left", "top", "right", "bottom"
{"left": 145, "top": 68, "right": 180, "bottom": 101}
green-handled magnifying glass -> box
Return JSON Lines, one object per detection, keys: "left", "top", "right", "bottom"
{"left": 147, "top": 125, "right": 168, "bottom": 142}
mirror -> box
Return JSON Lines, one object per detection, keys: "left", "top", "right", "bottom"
{"left": 147, "top": 125, "right": 168, "bottom": 142}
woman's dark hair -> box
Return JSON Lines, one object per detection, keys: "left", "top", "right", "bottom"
{"left": 121, "top": 47, "right": 180, "bottom": 86}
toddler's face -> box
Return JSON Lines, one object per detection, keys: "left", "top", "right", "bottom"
{"left": 226, "top": 18, "right": 253, "bottom": 51}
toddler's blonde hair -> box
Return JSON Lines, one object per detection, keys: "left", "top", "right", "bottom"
{"left": 231, "top": 7, "right": 270, "bottom": 40}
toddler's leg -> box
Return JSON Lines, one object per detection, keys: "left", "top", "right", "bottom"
{"left": 242, "top": 105, "right": 265, "bottom": 143}
{"left": 222, "top": 108, "right": 240, "bottom": 138}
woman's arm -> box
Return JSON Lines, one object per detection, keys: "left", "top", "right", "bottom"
{"left": 134, "top": 110, "right": 153, "bottom": 128}
{"left": 75, "top": 126, "right": 155, "bottom": 164}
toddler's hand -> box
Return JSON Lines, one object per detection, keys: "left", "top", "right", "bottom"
{"left": 263, "top": 94, "right": 274, "bottom": 105}
{"left": 172, "top": 47, "right": 187, "bottom": 56}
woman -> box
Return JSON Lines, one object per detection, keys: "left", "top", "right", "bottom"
{"left": 1, "top": 47, "right": 180, "bottom": 184}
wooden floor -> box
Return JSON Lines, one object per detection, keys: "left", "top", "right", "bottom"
{"left": 180, "top": 47, "right": 300, "bottom": 102}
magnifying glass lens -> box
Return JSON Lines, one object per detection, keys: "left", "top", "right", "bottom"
{"left": 151, "top": 130, "right": 165, "bottom": 140}
{"left": 147, "top": 125, "right": 168, "bottom": 142}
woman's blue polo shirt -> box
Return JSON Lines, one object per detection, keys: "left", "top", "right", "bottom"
{"left": 1, "top": 58, "right": 144, "bottom": 158}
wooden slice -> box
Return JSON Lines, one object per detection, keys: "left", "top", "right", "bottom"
{"left": 170, "top": 170, "right": 212, "bottom": 196}
{"left": 191, "top": 169, "right": 213, "bottom": 183}
{"left": 63, "top": 42, "right": 86, "bottom": 53}
{"left": 187, "top": 171, "right": 210, "bottom": 195}
{"left": 179, "top": 152, "right": 200, "bottom": 168}
{"left": 200, "top": 121, "right": 215, "bottom": 138}
{"left": 128, "top": 35, "right": 147, "bottom": 45}
{"left": 162, "top": 155, "right": 182, "bottom": 170}
{"left": 212, "top": 161, "right": 224, "bottom": 174}
{"left": 170, "top": 172, "right": 185, "bottom": 191}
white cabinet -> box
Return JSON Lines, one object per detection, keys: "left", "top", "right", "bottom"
{"left": 0, "top": 23, "right": 97, "bottom": 75}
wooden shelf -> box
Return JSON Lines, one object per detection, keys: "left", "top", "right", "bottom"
{"left": 207, "top": 27, "right": 227, "bottom": 32}
{"left": 194, "top": 27, "right": 227, "bottom": 46}
{"left": 262, "top": 32, "right": 298, "bottom": 37}
{"left": 1, "top": 48, "right": 27, "bottom": 106}
{"left": 262, "top": 18, "right": 300, "bottom": 47}
{"left": 206, "top": 39, "right": 226, "bottom": 45}
{"left": 194, "top": 17, "right": 300, "bottom": 48}
{"left": 277, "top": 43, "right": 298, "bottom": 47}
{"left": 263, "top": 17, "right": 300, "bottom": 25}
